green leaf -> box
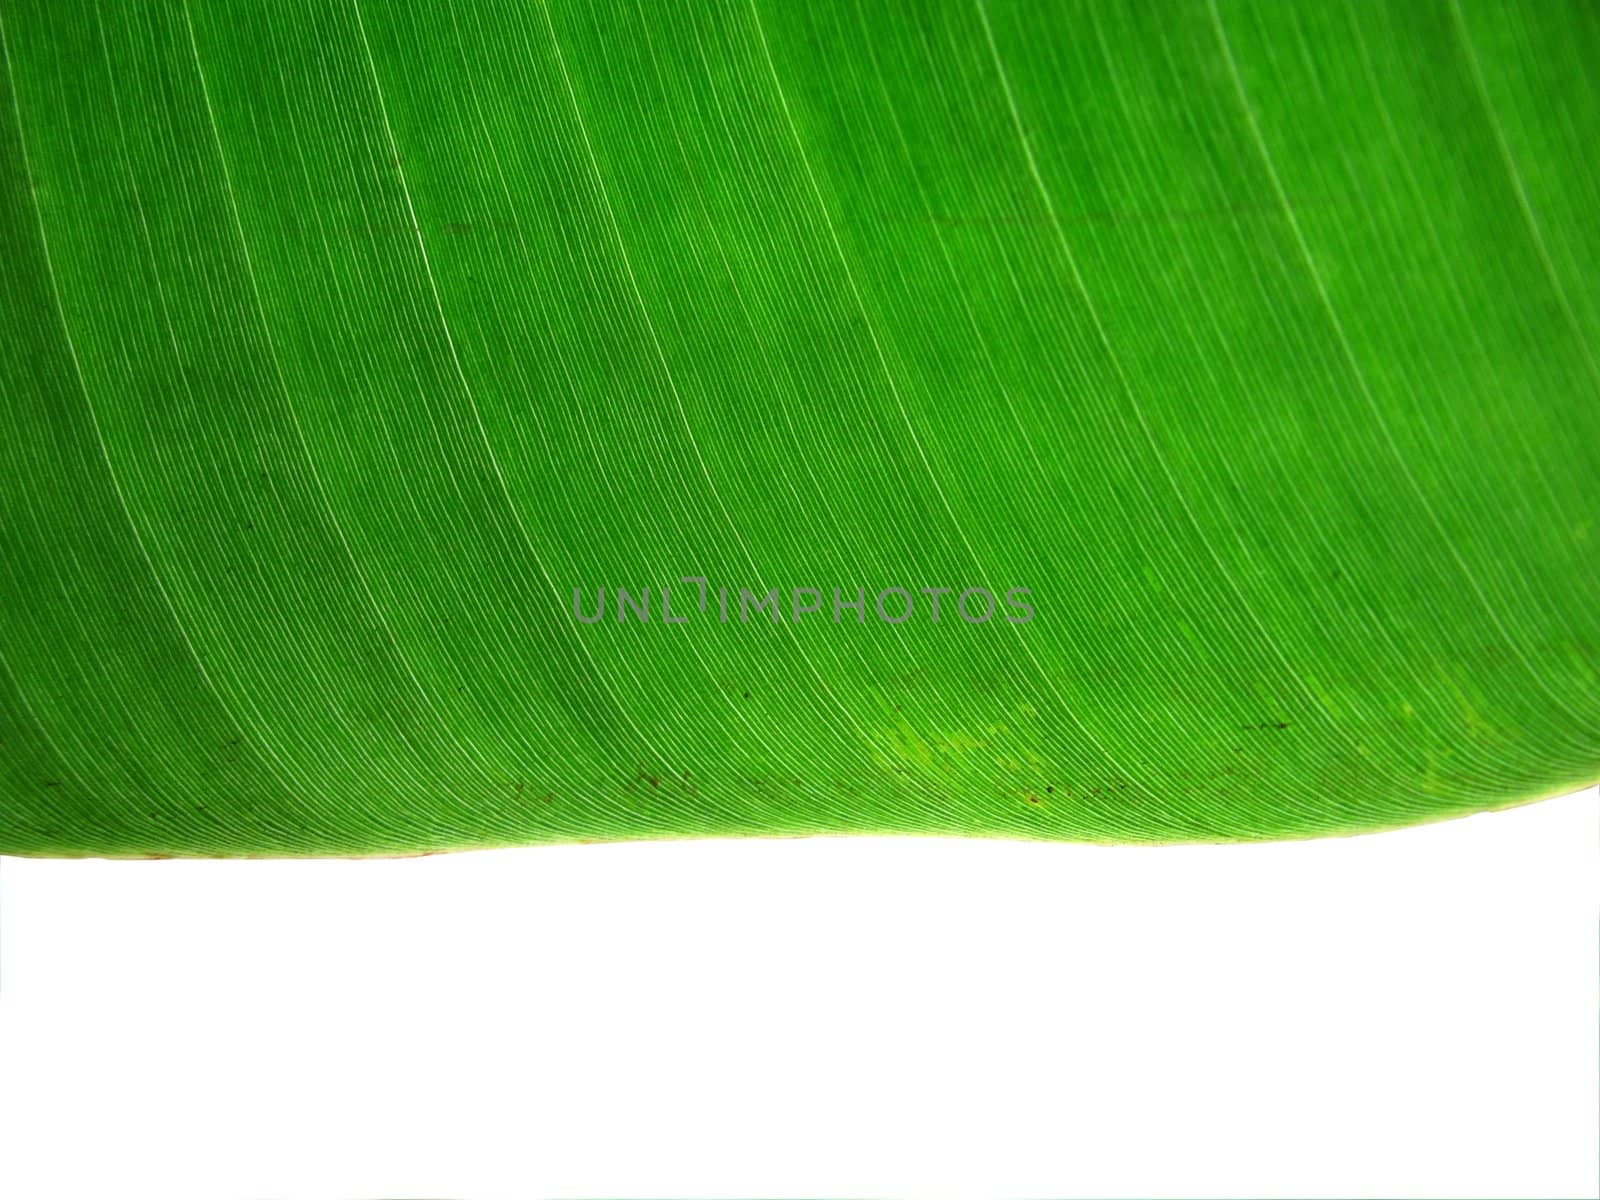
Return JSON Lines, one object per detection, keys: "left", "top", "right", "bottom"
{"left": 2, "top": 0, "right": 1596, "bottom": 856}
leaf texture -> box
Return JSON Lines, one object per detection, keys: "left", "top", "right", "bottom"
{"left": 1, "top": 0, "right": 1597, "bottom": 856}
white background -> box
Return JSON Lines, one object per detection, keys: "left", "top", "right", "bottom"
{"left": 1, "top": 787, "right": 1595, "bottom": 1200}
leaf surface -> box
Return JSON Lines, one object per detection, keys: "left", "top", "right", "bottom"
{"left": 2, "top": 0, "right": 1597, "bottom": 855}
